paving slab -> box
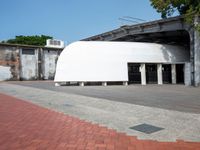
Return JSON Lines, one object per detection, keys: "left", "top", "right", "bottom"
{"left": 0, "top": 82, "right": 200, "bottom": 142}
{"left": 1, "top": 93, "right": 200, "bottom": 150}
{"left": 9, "top": 81, "right": 200, "bottom": 114}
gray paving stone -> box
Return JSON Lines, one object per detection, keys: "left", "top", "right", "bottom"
{"left": 0, "top": 82, "right": 200, "bottom": 142}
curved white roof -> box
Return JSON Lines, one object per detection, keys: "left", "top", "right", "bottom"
{"left": 54, "top": 41, "right": 189, "bottom": 82}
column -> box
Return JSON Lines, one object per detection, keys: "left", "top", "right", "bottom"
{"left": 187, "top": 16, "right": 200, "bottom": 86}
{"left": 55, "top": 83, "right": 61, "bottom": 86}
{"left": 184, "top": 62, "right": 191, "bottom": 86}
{"left": 171, "top": 64, "right": 176, "bottom": 84}
{"left": 188, "top": 28, "right": 195, "bottom": 85}
{"left": 123, "top": 81, "right": 128, "bottom": 86}
{"left": 140, "top": 63, "right": 146, "bottom": 85}
{"left": 102, "top": 82, "right": 107, "bottom": 86}
{"left": 79, "top": 82, "right": 84, "bottom": 86}
{"left": 194, "top": 16, "right": 200, "bottom": 86}
{"left": 157, "top": 64, "right": 163, "bottom": 85}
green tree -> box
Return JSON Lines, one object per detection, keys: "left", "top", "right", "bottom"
{"left": 5, "top": 35, "right": 53, "bottom": 46}
{"left": 150, "top": 0, "right": 200, "bottom": 31}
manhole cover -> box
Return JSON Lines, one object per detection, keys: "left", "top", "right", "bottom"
{"left": 63, "top": 104, "right": 73, "bottom": 107}
{"left": 129, "top": 123, "right": 164, "bottom": 134}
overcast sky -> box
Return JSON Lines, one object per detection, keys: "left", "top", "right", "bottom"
{"left": 0, "top": 0, "right": 163, "bottom": 44}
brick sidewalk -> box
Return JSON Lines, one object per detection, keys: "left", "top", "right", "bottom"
{"left": 0, "top": 93, "right": 199, "bottom": 150}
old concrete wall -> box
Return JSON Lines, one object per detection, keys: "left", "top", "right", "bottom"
{"left": 20, "top": 48, "right": 38, "bottom": 80}
{"left": 42, "top": 49, "right": 59, "bottom": 80}
{"left": 0, "top": 44, "right": 62, "bottom": 81}
{"left": 0, "top": 46, "right": 20, "bottom": 80}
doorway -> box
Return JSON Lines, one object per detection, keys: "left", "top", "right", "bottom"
{"left": 146, "top": 64, "right": 157, "bottom": 84}
{"left": 162, "top": 64, "right": 172, "bottom": 84}
{"left": 176, "top": 64, "right": 184, "bottom": 84}
{"left": 128, "top": 63, "right": 141, "bottom": 84}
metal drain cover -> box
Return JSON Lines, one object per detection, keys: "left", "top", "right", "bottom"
{"left": 63, "top": 103, "right": 73, "bottom": 107}
{"left": 129, "top": 123, "right": 164, "bottom": 134}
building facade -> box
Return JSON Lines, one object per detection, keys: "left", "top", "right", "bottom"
{"left": 82, "top": 16, "right": 200, "bottom": 86}
{"left": 54, "top": 41, "right": 190, "bottom": 86}
{"left": 0, "top": 43, "right": 63, "bottom": 81}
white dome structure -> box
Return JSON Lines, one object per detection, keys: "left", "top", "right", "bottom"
{"left": 54, "top": 41, "right": 190, "bottom": 85}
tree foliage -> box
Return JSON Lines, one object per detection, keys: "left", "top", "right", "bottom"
{"left": 5, "top": 35, "right": 53, "bottom": 46}
{"left": 150, "top": 0, "right": 200, "bottom": 31}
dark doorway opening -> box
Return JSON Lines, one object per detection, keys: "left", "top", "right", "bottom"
{"left": 162, "top": 64, "right": 172, "bottom": 84}
{"left": 176, "top": 64, "right": 184, "bottom": 84}
{"left": 128, "top": 63, "right": 141, "bottom": 84}
{"left": 146, "top": 64, "right": 157, "bottom": 84}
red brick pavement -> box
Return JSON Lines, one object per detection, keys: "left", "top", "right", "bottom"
{"left": 0, "top": 93, "right": 200, "bottom": 150}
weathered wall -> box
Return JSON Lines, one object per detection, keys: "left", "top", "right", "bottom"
{"left": 0, "top": 44, "right": 63, "bottom": 81}
{"left": 20, "top": 48, "right": 38, "bottom": 80}
{"left": 42, "top": 49, "right": 60, "bottom": 80}
{"left": 0, "top": 46, "right": 20, "bottom": 81}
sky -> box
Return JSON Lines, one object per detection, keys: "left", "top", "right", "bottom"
{"left": 0, "top": 0, "right": 162, "bottom": 44}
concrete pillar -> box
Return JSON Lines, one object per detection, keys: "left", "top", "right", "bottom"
{"left": 140, "top": 63, "right": 146, "bottom": 85}
{"left": 55, "top": 83, "right": 61, "bottom": 86}
{"left": 187, "top": 16, "right": 200, "bottom": 86}
{"left": 188, "top": 28, "right": 195, "bottom": 85}
{"left": 194, "top": 16, "right": 200, "bottom": 86}
{"left": 102, "top": 82, "right": 107, "bottom": 86}
{"left": 171, "top": 64, "right": 176, "bottom": 84}
{"left": 157, "top": 64, "right": 163, "bottom": 85}
{"left": 123, "top": 81, "right": 128, "bottom": 86}
{"left": 79, "top": 82, "right": 84, "bottom": 86}
{"left": 185, "top": 62, "right": 191, "bottom": 86}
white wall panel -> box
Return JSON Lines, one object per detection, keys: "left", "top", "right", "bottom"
{"left": 0, "top": 66, "right": 12, "bottom": 81}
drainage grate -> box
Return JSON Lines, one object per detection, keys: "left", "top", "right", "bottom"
{"left": 129, "top": 123, "right": 164, "bottom": 134}
{"left": 63, "top": 103, "right": 73, "bottom": 107}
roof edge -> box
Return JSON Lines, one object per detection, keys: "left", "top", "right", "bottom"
{"left": 81, "top": 15, "right": 184, "bottom": 41}
{"left": 0, "top": 42, "right": 64, "bottom": 50}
